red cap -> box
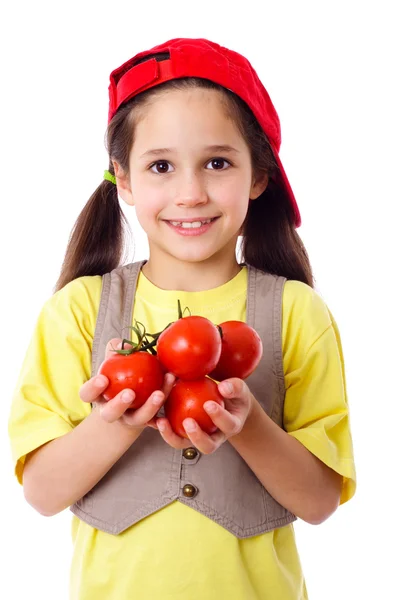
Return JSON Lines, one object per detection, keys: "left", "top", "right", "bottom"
{"left": 108, "top": 38, "right": 301, "bottom": 227}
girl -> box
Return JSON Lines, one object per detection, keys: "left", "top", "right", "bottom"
{"left": 8, "top": 38, "right": 356, "bottom": 599}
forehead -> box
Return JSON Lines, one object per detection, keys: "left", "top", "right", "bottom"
{"left": 132, "top": 87, "right": 244, "bottom": 147}
{"left": 139, "top": 86, "right": 231, "bottom": 115}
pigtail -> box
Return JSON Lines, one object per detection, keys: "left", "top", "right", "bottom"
{"left": 53, "top": 174, "right": 131, "bottom": 293}
{"left": 53, "top": 98, "right": 137, "bottom": 293}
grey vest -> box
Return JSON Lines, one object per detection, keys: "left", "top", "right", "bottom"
{"left": 70, "top": 260, "right": 296, "bottom": 538}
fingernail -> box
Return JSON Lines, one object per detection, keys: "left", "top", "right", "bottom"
{"left": 152, "top": 392, "right": 163, "bottom": 405}
{"left": 122, "top": 390, "right": 134, "bottom": 403}
{"left": 204, "top": 401, "right": 217, "bottom": 413}
{"left": 184, "top": 419, "right": 196, "bottom": 432}
{"left": 96, "top": 376, "right": 108, "bottom": 387}
{"left": 157, "top": 420, "right": 166, "bottom": 432}
{"left": 220, "top": 382, "right": 233, "bottom": 395}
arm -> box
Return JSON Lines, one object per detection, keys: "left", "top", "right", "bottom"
{"left": 23, "top": 372, "right": 174, "bottom": 517}
{"left": 229, "top": 394, "right": 343, "bottom": 525}
{"left": 24, "top": 406, "right": 141, "bottom": 516}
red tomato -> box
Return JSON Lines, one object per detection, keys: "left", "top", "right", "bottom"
{"left": 98, "top": 351, "right": 164, "bottom": 408}
{"left": 157, "top": 316, "right": 222, "bottom": 380}
{"left": 164, "top": 378, "right": 224, "bottom": 438}
{"left": 208, "top": 321, "right": 263, "bottom": 381}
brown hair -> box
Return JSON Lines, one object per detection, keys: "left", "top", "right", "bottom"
{"left": 54, "top": 77, "right": 314, "bottom": 292}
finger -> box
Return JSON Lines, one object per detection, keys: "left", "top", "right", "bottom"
{"left": 182, "top": 418, "right": 226, "bottom": 454}
{"left": 217, "top": 377, "right": 247, "bottom": 399}
{"left": 122, "top": 391, "right": 166, "bottom": 427}
{"left": 79, "top": 374, "right": 109, "bottom": 403}
{"left": 161, "top": 372, "right": 176, "bottom": 397}
{"left": 156, "top": 418, "right": 188, "bottom": 449}
{"left": 99, "top": 388, "right": 137, "bottom": 423}
{"left": 203, "top": 402, "right": 243, "bottom": 437}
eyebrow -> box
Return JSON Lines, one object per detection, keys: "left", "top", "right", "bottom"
{"left": 140, "top": 144, "right": 240, "bottom": 159}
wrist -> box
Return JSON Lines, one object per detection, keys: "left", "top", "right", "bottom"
{"left": 230, "top": 394, "right": 264, "bottom": 442}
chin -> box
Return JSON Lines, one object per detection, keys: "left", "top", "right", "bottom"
{"left": 168, "top": 249, "right": 221, "bottom": 265}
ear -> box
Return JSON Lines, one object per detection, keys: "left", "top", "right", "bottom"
{"left": 112, "top": 161, "right": 134, "bottom": 206}
{"left": 249, "top": 174, "right": 269, "bottom": 200}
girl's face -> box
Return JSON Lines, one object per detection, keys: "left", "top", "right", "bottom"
{"left": 115, "top": 88, "right": 267, "bottom": 274}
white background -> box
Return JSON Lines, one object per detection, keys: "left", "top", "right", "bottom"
{"left": 1, "top": 1, "right": 399, "bottom": 598}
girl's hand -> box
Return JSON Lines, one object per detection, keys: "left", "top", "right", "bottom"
{"left": 156, "top": 378, "right": 254, "bottom": 454}
{"left": 79, "top": 338, "right": 176, "bottom": 430}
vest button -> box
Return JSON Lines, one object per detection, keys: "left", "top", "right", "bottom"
{"left": 182, "top": 484, "right": 197, "bottom": 498}
{"left": 183, "top": 447, "right": 198, "bottom": 460}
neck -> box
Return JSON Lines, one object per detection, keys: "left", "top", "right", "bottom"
{"left": 141, "top": 254, "right": 242, "bottom": 292}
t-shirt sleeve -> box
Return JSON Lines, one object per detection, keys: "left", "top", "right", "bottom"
{"left": 282, "top": 281, "right": 356, "bottom": 505}
{"left": 8, "top": 276, "right": 102, "bottom": 484}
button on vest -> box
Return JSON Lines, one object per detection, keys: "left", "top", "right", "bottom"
{"left": 182, "top": 484, "right": 198, "bottom": 498}
{"left": 183, "top": 448, "right": 198, "bottom": 460}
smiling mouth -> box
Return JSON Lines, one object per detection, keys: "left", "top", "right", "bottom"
{"left": 165, "top": 217, "right": 219, "bottom": 229}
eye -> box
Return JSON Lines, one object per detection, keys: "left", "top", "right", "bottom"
{"left": 150, "top": 161, "right": 173, "bottom": 174}
{"left": 206, "top": 158, "right": 231, "bottom": 170}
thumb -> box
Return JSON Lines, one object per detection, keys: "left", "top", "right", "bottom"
{"left": 217, "top": 378, "right": 246, "bottom": 398}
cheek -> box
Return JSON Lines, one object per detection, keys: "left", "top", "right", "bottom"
{"left": 213, "top": 181, "right": 251, "bottom": 213}
{"left": 132, "top": 183, "right": 167, "bottom": 221}
{"left": 135, "top": 199, "right": 161, "bottom": 225}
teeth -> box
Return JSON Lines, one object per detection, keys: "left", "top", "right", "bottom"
{"left": 170, "top": 219, "right": 213, "bottom": 228}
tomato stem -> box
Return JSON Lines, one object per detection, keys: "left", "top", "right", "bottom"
{"left": 146, "top": 322, "right": 174, "bottom": 341}
{"left": 142, "top": 334, "right": 157, "bottom": 353}
{"left": 140, "top": 339, "right": 158, "bottom": 352}
{"left": 113, "top": 321, "right": 156, "bottom": 355}
{"left": 110, "top": 339, "right": 137, "bottom": 355}
{"left": 177, "top": 299, "right": 191, "bottom": 318}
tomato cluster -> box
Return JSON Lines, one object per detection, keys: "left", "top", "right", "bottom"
{"left": 157, "top": 314, "right": 224, "bottom": 438}
{"left": 98, "top": 304, "right": 263, "bottom": 439}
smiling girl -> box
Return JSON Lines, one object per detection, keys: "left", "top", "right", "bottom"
{"left": 9, "top": 38, "right": 356, "bottom": 599}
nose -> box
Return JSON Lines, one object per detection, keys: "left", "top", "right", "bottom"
{"left": 173, "top": 171, "right": 208, "bottom": 208}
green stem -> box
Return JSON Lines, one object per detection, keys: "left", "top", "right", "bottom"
{"left": 140, "top": 339, "right": 158, "bottom": 352}
{"left": 146, "top": 322, "right": 174, "bottom": 340}
{"left": 110, "top": 321, "right": 157, "bottom": 355}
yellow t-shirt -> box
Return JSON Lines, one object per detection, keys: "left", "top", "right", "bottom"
{"left": 8, "top": 265, "right": 356, "bottom": 600}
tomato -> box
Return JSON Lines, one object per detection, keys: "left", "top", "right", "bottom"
{"left": 164, "top": 378, "right": 224, "bottom": 438}
{"left": 208, "top": 321, "right": 263, "bottom": 381}
{"left": 98, "top": 351, "right": 164, "bottom": 408}
{"left": 157, "top": 316, "right": 222, "bottom": 380}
